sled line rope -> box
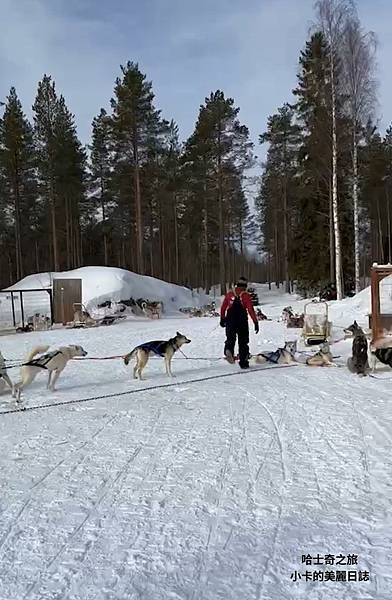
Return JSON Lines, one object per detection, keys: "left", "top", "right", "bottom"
{"left": 0, "top": 363, "right": 299, "bottom": 416}
{"left": 369, "top": 373, "right": 392, "bottom": 380}
{"left": 4, "top": 353, "right": 230, "bottom": 365}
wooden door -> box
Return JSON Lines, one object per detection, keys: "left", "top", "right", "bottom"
{"left": 53, "top": 279, "right": 82, "bottom": 324}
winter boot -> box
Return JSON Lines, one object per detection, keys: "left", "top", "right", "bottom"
{"left": 225, "top": 349, "right": 235, "bottom": 364}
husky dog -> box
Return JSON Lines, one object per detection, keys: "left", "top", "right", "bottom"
{"left": 344, "top": 321, "right": 369, "bottom": 376}
{"left": 0, "top": 350, "right": 14, "bottom": 395}
{"left": 141, "top": 301, "right": 162, "bottom": 319}
{"left": 124, "top": 332, "right": 191, "bottom": 379}
{"left": 281, "top": 306, "right": 293, "bottom": 323}
{"left": 369, "top": 344, "right": 392, "bottom": 372}
{"left": 306, "top": 342, "right": 335, "bottom": 367}
{"left": 13, "top": 344, "right": 88, "bottom": 400}
{"left": 252, "top": 340, "right": 297, "bottom": 366}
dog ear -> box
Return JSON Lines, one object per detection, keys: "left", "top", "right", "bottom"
{"left": 354, "top": 320, "right": 358, "bottom": 326}
{"left": 176, "top": 331, "right": 181, "bottom": 336}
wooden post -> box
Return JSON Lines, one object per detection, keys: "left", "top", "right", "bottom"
{"left": 370, "top": 265, "right": 380, "bottom": 344}
{"left": 20, "top": 291, "right": 25, "bottom": 328}
{"left": 10, "top": 292, "right": 16, "bottom": 327}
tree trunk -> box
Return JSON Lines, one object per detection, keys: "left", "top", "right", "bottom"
{"left": 173, "top": 194, "right": 179, "bottom": 282}
{"left": 282, "top": 179, "right": 290, "bottom": 293}
{"left": 149, "top": 199, "right": 154, "bottom": 277}
{"left": 274, "top": 210, "right": 280, "bottom": 287}
{"left": 101, "top": 177, "right": 108, "bottom": 266}
{"left": 133, "top": 139, "right": 143, "bottom": 274}
{"left": 35, "top": 240, "right": 40, "bottom": 273}
{"left": 376, "top": 198, "right": 384, "bottom": 263}
{"left": 330, "top": 53, "right": 343, "bottom": 300}
{"left": 352, "top": 130, "right": 360, "bottom": 293}
{"left": 387, "top": 186, "right": 392, "bottom": 263}
{"left": 65, "top": 196, "right": 71, "bottom": 270}
{"left": 13, "top": 169, "right": 23, "bottom": 280}
{"left": 51, "top": 203, "right": 59, "bottom": 272}
{"left": 217, "top": 115, "right": 226, "bottom": 294}
{"left": 329, "top": 184, "right": 335, "bottom": 283}
{"left": 268, "top": 249, "right": 272, "bottom": 291}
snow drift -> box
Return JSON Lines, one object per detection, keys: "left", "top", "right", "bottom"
{"left": 1, "top": 267, "right": 210, "bottom": 325}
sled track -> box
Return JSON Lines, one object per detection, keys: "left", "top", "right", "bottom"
{"left": 191, "top": 392, "right": 235, "bottom": 600}
{"left": 0, "top": 412, "right": 121, "bottom": 574}
{"left": 23, "top": 408, "right": 163, "bottom": 600}
{"left": 237, "top": 384, "right": 287, "bottom": 600}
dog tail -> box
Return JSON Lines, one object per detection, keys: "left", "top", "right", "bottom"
{"left": 25, "top": 345, "right": 50, "bottom": 363}
{"left": 123, "top": 347, "right": 137, "bottom": 366}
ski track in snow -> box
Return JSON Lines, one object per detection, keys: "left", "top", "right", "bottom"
{"left": 0, "top": 294, "right": 391, "bottom": 600}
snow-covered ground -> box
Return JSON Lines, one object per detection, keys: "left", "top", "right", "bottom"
{"left": 0, "top": 285, "right": 391, "bottom": 599}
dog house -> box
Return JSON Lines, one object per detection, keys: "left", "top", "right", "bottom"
{"left": 369, "top": 263, "right": 392, "bottom": 348}
{"left": 302, "top": 300, "right": 331, "bottom": 345}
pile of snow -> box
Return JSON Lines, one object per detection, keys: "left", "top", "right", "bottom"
{"left": 329, "top": 275, "right": 392, "bottom": 328}
{"left": 0, "top": 267, "right": 212, "bottom": 326}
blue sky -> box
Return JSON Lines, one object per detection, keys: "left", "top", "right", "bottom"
{"left": 1, "top": 0, "right": 391, "bottom": 159}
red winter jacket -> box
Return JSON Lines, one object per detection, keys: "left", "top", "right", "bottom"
{"left": 220, "top": 288, "right": 258, "bottom": 324}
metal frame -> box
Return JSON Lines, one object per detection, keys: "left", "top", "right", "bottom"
{"left": 0, "top": 288, "right": 53, "bottom": 328}
{"left": 370, "top": 263, "right": 392, "bottom": 346}
{"left": 302, "top": 300, "right": 330, "bottom": 345}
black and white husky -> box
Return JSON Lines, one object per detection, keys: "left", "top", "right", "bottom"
{"left": 124, "top": 332, "right": 191, "bottom": 379}
{"left": 251, "top": 340, "right": 297, "bottom": 366}
{"left": 344, "top": 321, "right": 369, "bottom": 376}
{"left": 369, "top": 344, "right": 392, "bottom": 372}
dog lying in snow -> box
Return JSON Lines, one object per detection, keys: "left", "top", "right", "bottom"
{"left": 250, "top": 341, "right": 297, "bottom": 366}
{"left": 123, "top": 332, "right": 191, "bottom": 379}
{"left": 13, "top": 344, "right": 88, "bottom": 401}
{"left": 0, "top": 350, "right": 14, "bottom": 395}
{"left": 305, "top": 343, "right": 336, "bottom": 367}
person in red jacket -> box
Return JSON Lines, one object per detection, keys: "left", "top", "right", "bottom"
{"left": 220, "top": 276, "right": 259, "bottom": 369}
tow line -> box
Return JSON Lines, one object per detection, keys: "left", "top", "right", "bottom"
{"left": 0, "top": 363, "right": 298, "bottom": 416}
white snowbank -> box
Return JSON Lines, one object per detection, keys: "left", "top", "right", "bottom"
{"left": 1, "top": 267, "right": 211, "bottom": 325}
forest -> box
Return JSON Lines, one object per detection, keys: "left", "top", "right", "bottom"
{"left": 0, "top": 0, "right": 388, "bottom": 299}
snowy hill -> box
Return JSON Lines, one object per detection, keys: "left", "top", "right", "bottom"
{"left": 4, "top": 266, "right": 211, "bottom": 320}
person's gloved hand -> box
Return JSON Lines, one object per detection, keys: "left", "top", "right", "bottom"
{"left": 254, "top": 321, "right": 259, "bottom": 334}
{"left": 220, "top": 317, "right": 226, "bottom": 328}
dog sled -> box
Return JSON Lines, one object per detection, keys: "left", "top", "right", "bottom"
{"left": 302, "top": 300, "right": 331, "bottom": 345}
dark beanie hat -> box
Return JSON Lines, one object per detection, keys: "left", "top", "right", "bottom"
{"left": 236, "top": 276, "right": 248, "bottom": 288}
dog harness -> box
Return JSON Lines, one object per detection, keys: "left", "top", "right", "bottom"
{"left": 136, "top": 339, "right": 179, "bottom": 357}
{"left": 258, "top": 350, "right": 281, "bottom": 364}
{"left": 23, "top": 350, "right": 63, "bottom": 370}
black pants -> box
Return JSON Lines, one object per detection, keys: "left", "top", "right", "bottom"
{"left": 224, "top": 319, "right": 249, "bottom": 367}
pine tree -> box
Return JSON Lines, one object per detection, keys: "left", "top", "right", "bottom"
{"left": 342, "top": 15, "right": 377, "bottom": 292}
{"left": 110, "top": 62, "right": 162, "bottom": 274}
{"left": 315, "top": 0, "right": 355, "bottom": 299}
{"left": 183, "top": 91, "right": 253, "bottom": 292}
{"left": 54, "top": 95, "right": 87, "bottom": 268}
{"left": 90, "top": 109, "right": 113, "bottom": 265}
{"left": 0, "top": 87, "right": 38, "bottom": 280}
{"left": 33, "top": 75, "right": 60, "bottom": 270}
{"left": 259, "top": 104, "right": 300, "bottom": 292}
{"left": 292, "top": 32, "right": 334, "bottom": 291}
{"left": 33, "top": 76, "right": 87, "bottom": 271}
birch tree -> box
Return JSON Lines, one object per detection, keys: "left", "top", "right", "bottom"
{"left": 342, "top": 16, "right": 377, "bottom": 293}
{"left": 315, "top": 0, "right": 355, "bottom": 299}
